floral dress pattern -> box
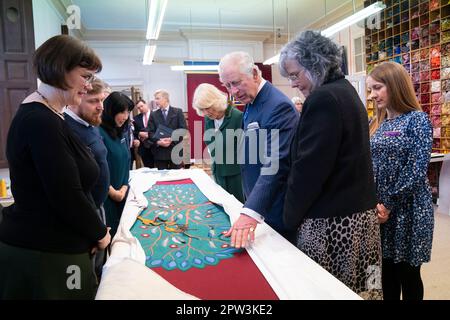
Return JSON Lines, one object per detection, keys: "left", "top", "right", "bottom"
{"left": 370, "top": 111, "right": 434, "bottom": 266}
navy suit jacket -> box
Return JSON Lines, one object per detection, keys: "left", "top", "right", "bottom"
{"left": 148, "top": 106, "right": 187, "bottom": 161}
{"left": 134, "top": 112, "right": 153, "bottom": 152}
{"left": 241, "top": 81, "right": 298, "bottom": 234}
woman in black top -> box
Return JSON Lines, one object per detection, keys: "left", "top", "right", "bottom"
{"left": 279, "top": 31, "right": 382, "bottom": 299}
{"left": 0, "top": 35, "right": 111, "bottom": 299}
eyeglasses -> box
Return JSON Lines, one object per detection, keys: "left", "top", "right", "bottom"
{"left": 223, "top": 80, "right": 243, "bottom": 90}
{"left": 287, "top": 72, "right": 301, "bottom": 82}
{"left": 82, "top": 74, "right": 96, "bottom": 85}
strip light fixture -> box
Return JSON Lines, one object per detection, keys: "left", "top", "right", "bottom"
{"left": 263, "top": 54, "right": 280, "bottom": 66}
{"left": 142, "top": 0, "right": 168, "bottom": 65}
{"left": 321, "top": 1, "right": 386, "bottom": 37}
{"left": 263, "top": 1, "right": 386, "bottom": 65}
{"left": 143, "top": 44, "right": 157, "bottom": 65}
{"left": 146, "top": 0, "right": 168, "bottom": 40}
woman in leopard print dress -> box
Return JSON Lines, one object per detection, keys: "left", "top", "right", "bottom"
{"left": 279, "top": 31, "right": 382, "bottom": 300}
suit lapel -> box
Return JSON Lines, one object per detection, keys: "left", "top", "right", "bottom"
{"left": 244, "top": 82, "right": 270, "bottom": 125}
{"left": 136, "top": 113, "right": 144, "bottom": 129}
{"left": 156, "top": 109, "right": 165, "bottom": 124}
{"left": 160, "top": 106, "right": 174, "bottom": 125}
{"left": 165, "top": 107, "right": 171, "bottom": 125}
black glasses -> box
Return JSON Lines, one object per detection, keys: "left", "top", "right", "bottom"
{"left": 82, "top": 74, "right": 96, "bottom": 85}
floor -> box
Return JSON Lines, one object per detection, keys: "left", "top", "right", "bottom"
{"left": 422, "top": 211, "right": 450, "bottom": 299}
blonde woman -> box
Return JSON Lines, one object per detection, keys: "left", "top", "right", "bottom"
{"left": 192, "top": 83, "right": 244, "bottom": 203}
{"left": 367, "top": 61, "right": 434, "bottom": 300}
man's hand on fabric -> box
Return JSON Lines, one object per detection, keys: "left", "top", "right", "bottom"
{"left": 224, "top": 214, "right": 258, "bottom": 248}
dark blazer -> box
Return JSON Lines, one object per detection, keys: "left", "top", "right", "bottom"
{"left": 283, "top": 77, "right": 377, "bottom": 231}
{"left": 204, "top": 105, "right": 242, "bottom": 177}
{"left": 134, "top": 112, "right": 153, "bottom": 152}
{"left": 148, "top": 106, "right": 187, "bottom": 161}
{"left": 242, "top": 81, "right": 298, "bottom": 234}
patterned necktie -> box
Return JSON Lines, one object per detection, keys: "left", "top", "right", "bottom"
{"left": 163, "top": 109, "right": 167, "bottom": 121}
{"left": 243, "top": 105, "right": 249, "bottom": 124}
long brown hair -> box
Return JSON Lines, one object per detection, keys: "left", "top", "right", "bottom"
{"left": 368, "top": 61, "right": 421, "bottom": 136}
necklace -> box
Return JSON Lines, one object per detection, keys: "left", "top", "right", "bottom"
{"left": 35, "top": 90, "right": 65, "bottom": 120}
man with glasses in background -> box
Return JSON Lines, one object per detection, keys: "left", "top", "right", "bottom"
{"left": 218, "top": 51, "right": 298, "bottom": 248}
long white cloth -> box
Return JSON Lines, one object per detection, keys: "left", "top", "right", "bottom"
{"left": 96, "top": 169, "right": 361, "bottom": 300}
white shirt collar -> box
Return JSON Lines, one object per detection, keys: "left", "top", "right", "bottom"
{"left": 214, "top": 116, "right": 224, "bottom": 131}
{"left": 250, "top": 79, "right": 266, "bottom": 104}
{"left": 64, "top": 107, "right": 90, "bottom": 127}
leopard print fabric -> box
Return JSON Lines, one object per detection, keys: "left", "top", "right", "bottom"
{"left": 297, "top": 209, "right": 382, "bottom": 300}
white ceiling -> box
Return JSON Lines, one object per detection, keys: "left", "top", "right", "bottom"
{"left": 70, "top": 0, "right": 359, "bottom": 41}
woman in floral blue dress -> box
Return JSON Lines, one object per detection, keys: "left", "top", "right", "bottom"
{"left": 367, "top": 61, "right": 434, "bottom": 300}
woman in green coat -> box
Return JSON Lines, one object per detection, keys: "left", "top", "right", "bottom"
{"left": 193, "top": 83, "right": 244, "bottom": 203}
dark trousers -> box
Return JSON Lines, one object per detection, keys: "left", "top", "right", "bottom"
{"left": 279, "top": 228, "right": 298, "bottom": 246}
{"left": 382, "top": 258, "right": 424, "bottom": 300}
{"left": 154, "top": 160, "right": 181, "bottom": 170}
{"left": 129, "top": 148, "right": 136, "bottom": 170}
{"left": 213, "top": 173, "right": 245, "bottom": 203}
{"left": 0, "top": 241, "right": 96, "bottom": 299}
{"left": 140, "top": 149, "right": 155, "bottom": 168}
{"left": 92, "top": 206, "right": 106, "bottom": 283}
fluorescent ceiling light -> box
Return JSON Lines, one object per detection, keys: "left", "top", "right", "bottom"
{"left": 263, "top": 53, "right": 280, "bottom": 65}
{"left": 143, "top": 45, "right": 157, "bottom": 65}
{"left": 321, "top": 1, "right": 386, "bottom": 37}
{"left": 263, "top": 1, "right": 386, "bottom": 65}
{"left": 146, "top": 0, "right": 168, "bottom": 40}
{"left": 170, "top": 65, "right": 219, "bottom": 71}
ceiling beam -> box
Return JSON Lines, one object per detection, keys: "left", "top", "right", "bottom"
{"left": 178, "top": 28, "right": 274, "bottom": 42}
{"left": 82, "top": 29, "right": 146, "bottom": 42}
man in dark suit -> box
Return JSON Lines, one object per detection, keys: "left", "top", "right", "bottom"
{"left": 134, "top": 99, "right": 154, "bottom": 168}
{"left": 148, "top": 90, "right": 187, "bottom": 169}
{"left": 219, "top": 51, "right": 298, "bottom": 247}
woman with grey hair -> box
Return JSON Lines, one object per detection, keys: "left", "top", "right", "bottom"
{"left": 192, "top": 83, "right": 244, "bottom": 203}
{"left": 280, "top": 30, "right": 382, "bottom": 299}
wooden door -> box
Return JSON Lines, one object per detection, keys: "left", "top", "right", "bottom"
{"left": 0, "top": 0, "right": 36, "bottom": 168}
